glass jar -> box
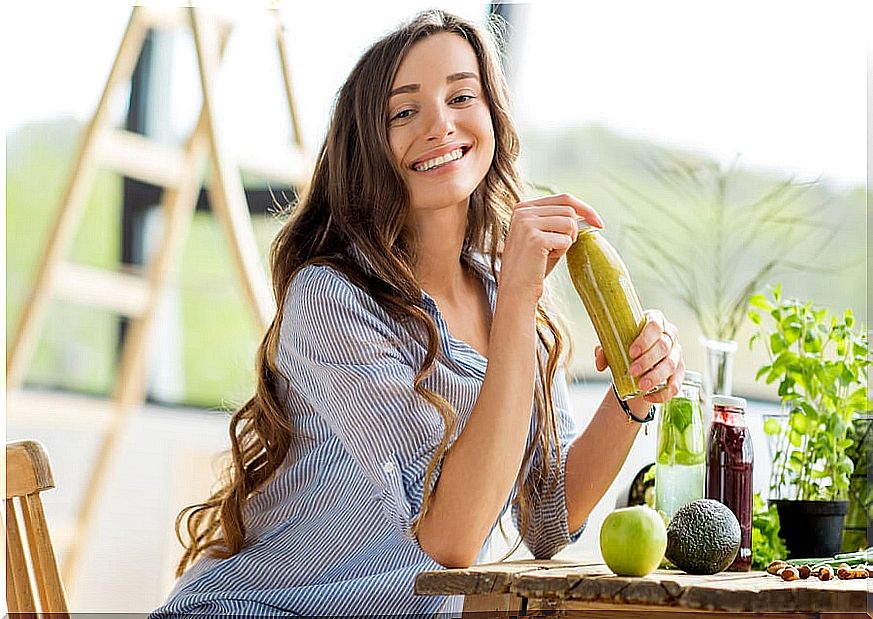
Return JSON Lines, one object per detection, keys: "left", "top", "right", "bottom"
{"left": 706, "top": 395, "right": 754, "bottom": 571}
{"left": 566, "top": 222, "right": 646, "bottom": 400}
{"left": 655, "top": 371, "right": 705, "bottom": 521}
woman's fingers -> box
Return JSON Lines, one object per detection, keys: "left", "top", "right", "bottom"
{"left": 629, "top": 311, "right": 666, "bottom": 357}
{"left": 643, "top": 357, "right": 686, "bottom": 403}
{"left": 637, "top": 341, "right": 683, "bottom": 394}
{"left": 514, "top": 207, "right": 579, "bottom": 235}
{"left": 516, "top": 193, "right": 604, "bottom": 228}
{"left": 513, "top": 204, "right": 579, "bottom": 218}
{"left": 539, "top": 231, "right": 575, "bottom": 255}
{"left": 593, "top": 345, "right": 608, "bottom": 372}
{"left": 500, "top": 192, "right": 600, "bottom": 300}
{"left": 630, "top": 330, "right": 674, "bottom": 381}
{"left": 629, "top": 310, "right": 684, "bottom": 392}
{"left": 510, "top": 208, "right": 580, "bottom": 254}
{"left": 535, "top": 215, "right": 579, "bottom": 240}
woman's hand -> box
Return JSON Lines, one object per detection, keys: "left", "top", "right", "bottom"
{"left": 500, "top": 193, "right": 603, "bottom": 302}
{"left": 594, "top": 309, "right": 685, "bottom": 404}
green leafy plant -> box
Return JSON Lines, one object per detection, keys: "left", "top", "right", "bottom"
{"left": 751, "top": 492, "right": 787, "bottom": 569}
{"left": 748, "top": 285, "right": 871, "bottom": 500}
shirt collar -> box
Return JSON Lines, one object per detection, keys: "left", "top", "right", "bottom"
{"left": 347, "top": 242, "right": 497, "bottom": 313}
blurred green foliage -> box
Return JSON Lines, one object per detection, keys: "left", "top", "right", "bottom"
{"left": 7, "top": 118, "right": 283, "bottom": 409}
{"left": 6, "top": 119, "right": 867, "bottom": 408}
{"left": 7, "top": 119, "right": 120, "bottom": 394}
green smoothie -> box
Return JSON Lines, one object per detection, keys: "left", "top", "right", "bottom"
{"left": 566, "top": 223, "right": 645, "bottom": 400}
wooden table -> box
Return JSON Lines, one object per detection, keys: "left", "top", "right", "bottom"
{"left": 415, "top": 560, "right": 870, "bottom": 617}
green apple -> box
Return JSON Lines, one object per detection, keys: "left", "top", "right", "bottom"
{"left": 600, "top": 505, "right": 667, "bottom": 576}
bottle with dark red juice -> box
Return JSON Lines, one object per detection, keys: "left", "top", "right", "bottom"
{"left": 706, "top": 395, "right": 753, "bottom": 571}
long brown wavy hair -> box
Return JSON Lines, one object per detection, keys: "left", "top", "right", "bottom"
{"left": 174, "top": 9, "right": 570, "bottom": 577}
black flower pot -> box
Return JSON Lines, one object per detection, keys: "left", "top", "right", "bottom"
{"left": 772, "top": 500, "right": 849, "bottom": 559}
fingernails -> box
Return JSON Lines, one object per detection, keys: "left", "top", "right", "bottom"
{"left": 630, "top": 363, "right": 641, "bottom": 376}
{"left": 595, "top": 216, "right": 605, "bottom": 228}
{"left": 629, "top": 345, "right": 639, "bottom": 357}
{"left": 640, "top": 378, "right": 652, "bottom": 390}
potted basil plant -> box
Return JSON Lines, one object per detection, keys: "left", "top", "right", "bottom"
{"left": 748, "top": 285, "right": 871, "bottom": 558}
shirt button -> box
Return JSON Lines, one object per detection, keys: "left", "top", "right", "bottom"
{"left": 382, "top": 461, "right": 396, "bottom": 474}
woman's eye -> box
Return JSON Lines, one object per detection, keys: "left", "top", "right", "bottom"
{"left": 451, "top": 94, "right": 475, "bottom": 105}
{"left": 391, "top": 109, "right": 414, "bottom": 121}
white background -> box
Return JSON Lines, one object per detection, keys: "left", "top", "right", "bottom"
{"left": 4, "top": 1, "right": 869, "bottom": 186}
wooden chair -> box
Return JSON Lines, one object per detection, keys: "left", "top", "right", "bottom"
{"left": 5, "top": 440, "right": 70, "bottom": 616}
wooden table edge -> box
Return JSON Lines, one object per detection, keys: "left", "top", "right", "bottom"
{"left": 415, "top": 564, "right": 871, "bottom": 614}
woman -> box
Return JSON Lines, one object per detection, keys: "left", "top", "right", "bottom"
{"left": 152, "top": 9, "right": 684, "bottom": 617}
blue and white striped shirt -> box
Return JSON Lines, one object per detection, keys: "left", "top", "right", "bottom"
{"left": 151, "top": 252, "right": 584, "bottom": 617}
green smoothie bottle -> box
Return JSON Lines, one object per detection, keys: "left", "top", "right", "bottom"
{"left": 566, "top": 221, "right": 646, "bottom": 400}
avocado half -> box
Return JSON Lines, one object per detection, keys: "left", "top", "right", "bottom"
{"left": 665, "top": 498, "right": 741, "bottom": 575}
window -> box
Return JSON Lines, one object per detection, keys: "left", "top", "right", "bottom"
{"left": 511, "top": 2, "right": 867, "bottom": 397}
{"left": 8, "top": 4, "right": 865, "bottom": 406}
{"left": 6, "top": 4, "right": 494, "bottom": 407}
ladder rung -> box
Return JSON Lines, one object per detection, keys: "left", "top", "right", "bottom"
{"left": 54, "top": 263, "right": 150, "bottom": 317}
{"left": 98, "top": 129, "right": 187, "bottom": 188}
{"left": 238, "top": 147, "right": 308, "bottom": 186}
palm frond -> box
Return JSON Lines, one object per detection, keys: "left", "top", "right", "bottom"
{"left": 604, "top": 152, "right": 828, "bottom": 339}
{"left": 600, "top": 171, "right": 697, "bottom": 237}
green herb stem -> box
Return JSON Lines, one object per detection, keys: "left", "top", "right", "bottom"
{"left": 785, "top": 547, "right": 871, "bottom": 568}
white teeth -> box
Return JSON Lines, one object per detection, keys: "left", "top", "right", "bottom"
{"left": 414, "top": 148, "right": 465, "bottom": 172}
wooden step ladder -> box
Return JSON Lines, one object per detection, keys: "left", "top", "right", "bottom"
{"left": 5, "top": 5, "right": 309, "bottom": 596}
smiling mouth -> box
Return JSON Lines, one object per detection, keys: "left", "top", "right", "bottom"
{"left": 412, "top": 146, "right": 470, "bottom": 172}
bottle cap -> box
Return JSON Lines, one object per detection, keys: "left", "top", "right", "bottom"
{"left": 577, "top": 219, "right": 597, "bottom": 232}
{"left": 682, "top": 370, "right": 702, "bottom": 386}
{"left": 712, "top": 395, "right": 747, "bottom": 411}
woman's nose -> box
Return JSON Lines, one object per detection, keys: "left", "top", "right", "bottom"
{"left": 425, "top": 104, "right": 454, "bottom": 141}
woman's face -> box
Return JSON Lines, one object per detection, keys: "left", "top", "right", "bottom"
{"left": 387, "top": 32, "right": 496, "bottom": 215}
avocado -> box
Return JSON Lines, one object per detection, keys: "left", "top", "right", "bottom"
{"left": 665, "top": 499, "right": 741, "bottom": 574}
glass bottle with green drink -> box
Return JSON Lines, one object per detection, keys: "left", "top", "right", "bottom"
{"left": 655, "top": 371, "right": 706, "bottom": 520}
{"left": 565, "top": 221, "right": 646, "bottom": 400}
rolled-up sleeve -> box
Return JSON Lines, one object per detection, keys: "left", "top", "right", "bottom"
{"left": 512, "top": 368, "right": 584, "bottom": 559}
{"left": 279, "top": 265, "right": 445, "bottom": 541}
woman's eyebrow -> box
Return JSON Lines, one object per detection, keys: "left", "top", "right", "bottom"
{"left": 447, "top": 71, "right": 479, "bottom": 83}
{"left": 389, "top": 72, "right": 480, "bottom": 97}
